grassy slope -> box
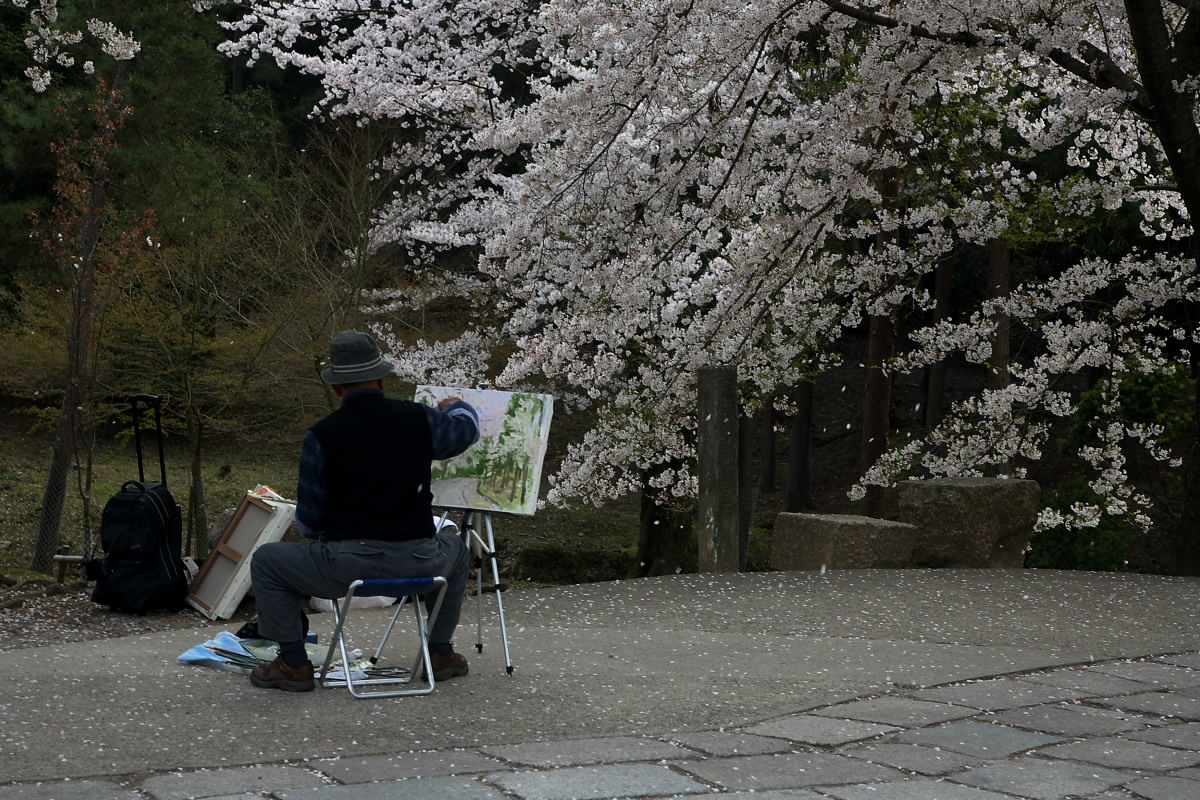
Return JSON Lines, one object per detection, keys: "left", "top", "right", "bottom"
{"left": 0, "top": 333, "right": 971, "bottom": 585}
{"left": 0, "top": 401, "right": 644, "bottom": 586}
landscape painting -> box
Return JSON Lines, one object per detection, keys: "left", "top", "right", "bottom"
{"left": 415, "top": 386, "right": 554, "bottom": 516}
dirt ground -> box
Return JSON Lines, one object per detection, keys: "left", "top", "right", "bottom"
{"left": 0, "top": 576, "right": 253, "bottom": 653}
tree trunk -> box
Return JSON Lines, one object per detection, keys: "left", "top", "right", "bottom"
{"left": 737, "top": 405, "right": 767, "bottom": 570}
{"left": 632, "top": 470, "right": 695, "bottom": 577}
{"left": 697, "top": 366, "right": 739, "bottom": 572}
{"left": 863, "top": 310, "right": 896, "bottom": 516}
{"left": 187, "top": 408, "right": 209, "bottom": 559}
{"left": 30, "top": 194, "right": 102, "bottom": 572}
{"left": 924, "top": 259, "right": 954, "bottom": 429}
{"left": 29, "top": 71, "right": 129, "bottom": 573}
{"left": 1122, "top": 0, "right": 1200, "bottom": 574}
{"left": 863, "top": 163, "right": 901, "bottom": 517}
{"left": 785, "top": 380, "right": 815, "bottom": 512}
{"left": 1183, "top": 346, "right": 1200, "bottom": 575}
{"left": 31, "top": 416, "right": 74, "bottom": 573}
{"left": 1122, "top": 2, "right": 1200, "bottom": 230}
{"left": 986, "top": 237, "right": 1011, "bottom": 392}
{"left": 759, "top": 403, "right": 777, "bottom": 493}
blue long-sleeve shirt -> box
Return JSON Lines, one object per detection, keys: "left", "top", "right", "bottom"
{"left": 295, "top": 389, "right": 480, "bottom": 538}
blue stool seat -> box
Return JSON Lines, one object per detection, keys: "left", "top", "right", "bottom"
{"left": 317, "top": 576, "right": 448, "bottom": 698}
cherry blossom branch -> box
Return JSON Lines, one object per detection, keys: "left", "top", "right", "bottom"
{"left": 6, "top": 0, "right": 140, "bottom": 91}
{"left": 819, "top": 1, "right": 1155, "bottom": 118}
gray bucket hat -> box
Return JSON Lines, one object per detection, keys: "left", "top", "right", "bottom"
{"left": 320, "top": 330, "right": 394, "bottom": 384}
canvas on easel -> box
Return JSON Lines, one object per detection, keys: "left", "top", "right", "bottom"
{"left": 415, "top": 386, "right": 553, "bottom": 516}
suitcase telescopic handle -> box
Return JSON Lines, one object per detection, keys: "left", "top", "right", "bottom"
{"left": 128, "top": 394, "right": 168, "bottom": 486}
{"left": 128, "top": 394, "right": 162, "bottom": 409}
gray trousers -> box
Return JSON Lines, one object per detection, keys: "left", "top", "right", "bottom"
{"left": 250, "top": 532, "right": 469, "bottom": 646}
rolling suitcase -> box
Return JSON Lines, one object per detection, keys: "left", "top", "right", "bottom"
{"left": 85, "top": 395, "right": 188, "bottom": 613}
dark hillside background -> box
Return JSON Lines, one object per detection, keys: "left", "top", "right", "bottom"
{"left": 0, "top": 323, "right": 1178, "bottom": 587}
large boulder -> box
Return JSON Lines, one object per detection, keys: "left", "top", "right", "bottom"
{"left": 771, "top": 513, "right": 917, "bottom": 571}
{"left": 896, "top": 477, "right": 1040, "bottom": 568}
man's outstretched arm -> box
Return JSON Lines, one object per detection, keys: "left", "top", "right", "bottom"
{"left": 425, "top": 397, "right": 481, "bottom": 460}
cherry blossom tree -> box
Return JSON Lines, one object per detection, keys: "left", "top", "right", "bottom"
{"left": 204, "top": 1, "right": 1197, "bottom": 565}
{"left": 6, "top": 0, "right": 148, "bottom": 571}
{"left": 5, "top": 0, "right": 139, "bottom": 92}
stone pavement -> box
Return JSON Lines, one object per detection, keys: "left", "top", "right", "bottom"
{"left": 3, "top": 569, "right": 1200, "bottom": 800}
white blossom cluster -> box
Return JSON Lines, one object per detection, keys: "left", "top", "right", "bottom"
{"left": 184, "top": 2, "right": 1200, "bottom": 525}
{"left": 6, "top": 0, "right": 140, "bottom": 91}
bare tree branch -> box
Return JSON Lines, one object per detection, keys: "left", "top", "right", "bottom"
{"left": 820, "top": 0, "right": 1155, "bottom": 118}
{"left": 1180, "top": 6, "right": 1200, "bottom": 79}
{"left": 1048, "top": 42, "right": 1156, "bottom": 119}
{"left": 1165, "top": 0, "right": 1200, "bottom": 14}
{"left": 819, "top": 0, "right": 985, "bottom": 44}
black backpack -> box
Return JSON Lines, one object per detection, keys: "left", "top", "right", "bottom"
{"left": 88, "top": 480, "right": 188, "bottom": 612}
{"left": 85, "top": 396, "right": 188, "bottom": 613}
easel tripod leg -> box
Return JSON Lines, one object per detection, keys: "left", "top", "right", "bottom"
{"left": 484, "top": 514, "right": 513, "bottom": 674}
{"left": 472, "top": 518, "right": 485, "bottom": 654}
{"left": 460, "top": 511, "right": 514, "bottom": 675}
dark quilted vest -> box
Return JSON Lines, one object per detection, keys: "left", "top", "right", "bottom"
{"left": 308, "top": 391, "right": 435, "bottom": 541}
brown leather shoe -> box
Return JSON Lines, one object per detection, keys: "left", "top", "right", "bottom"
{"left": 428, "top": 648, "right": 469, "bottom": 681}
{"left": 250, "top": 655, "right": 315, "bottom": 692}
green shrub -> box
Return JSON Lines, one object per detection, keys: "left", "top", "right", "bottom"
{"left": 1025, "top": 482, "right": 1132, "bottom": 571}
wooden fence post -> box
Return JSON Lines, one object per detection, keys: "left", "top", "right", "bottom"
{"left": 698, "top": 366, "right": 739, "bottom": 572}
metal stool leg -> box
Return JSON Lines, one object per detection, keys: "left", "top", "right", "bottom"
{"left": 318, "top": 576, "right": 448, "bottom": 698}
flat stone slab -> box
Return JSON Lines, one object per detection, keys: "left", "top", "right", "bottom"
{"left": 744, "top": 714, "right": 898, "bottom": 745}
{"left": 719, "top": 792, "right": 825, "bottom": 800}
{"left": 664, "top": 731, "right": 793, "bottom": 757}
{"left": 1127, "top": 721, "right": 1200, "bottom": 749}
{"left": 990, "top": 703, "right": 1165, "bottom": 736}
{"left": 485, "top": 764, "right": 709, "bottom": 800}
{"left": 842, "top": 743, "right": 981, "bottom": 775}
{"left": 316, "top": 750, "right": 509, "bottom": 783}
{"left": 1160, "top": 652, "right": 1200, "bottom": 669}
{"left": 893, "top": 721, "right": 1062, "bottom": 759}
{"left": 678, "top": 752, "right": 905, "bottom": 791}
{"left": 950, "top": 757, "right": 1133, "bottom": 800}
{"left": 1091, "top": 660, "right": 1200, "bottom": 687}
{"left": 141, "top": 766, "right": 327, "bottom": 799}
{"left": 276, "top": 776, "right": 505, "bottom": 800}
{"left": 1020, "top": 667, "right": 1156, "bottom": 696}
{"left": 817, "top": 780, "right": 1011, "bottom": 800}
{"left": 813, "top": 696, "right": 975, "bottom": 727}
{"left": 1092, "top": 691, "right": 1200, "bottom": 721}
{"left": 0, "top": 782, "right": 139, "bottom": 800}
{"left": 480, "top": 736, "right": 698, "bottom": 767}
{"left": 1039, "top": 735, "right": 1200, "bottom": 770}
{"left": 910, "top": 678, "right": 1094, "bottom": 711}
{"left": 1122, "top": 775, "right": 1200, "bottom": 800}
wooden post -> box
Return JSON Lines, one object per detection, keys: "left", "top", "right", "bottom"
{"left": 698, "top": 366, "right": 739, "bottom": 572}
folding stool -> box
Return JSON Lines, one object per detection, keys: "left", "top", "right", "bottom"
{"left": 317, "top": 576, "right": 448, "bottom": 698}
